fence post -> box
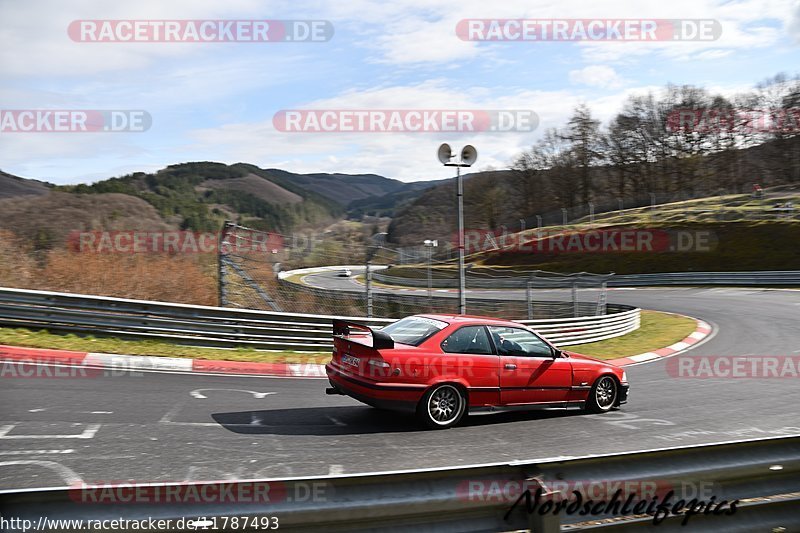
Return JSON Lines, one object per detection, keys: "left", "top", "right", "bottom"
{"left": 561, "top": 208, "right": 568, "bottom": 226}
{"left": 218, "top": 221, "right": 231, "bottom": 307}
{"left": 365, "top": 261, "right": 373, "bottom": 318}
{"left": 571, "top": 280, "right": 578, "bottom": 317}
{"left": 528, "top": 510, "right": 561, "bottom": 533}
{"left": 596, "top": 280, "right": 608, "bottom": 315}
{"left": 589, "top": 202, "right": 595, "bottom": 223}
{"left": 522, "top": 477, "right": 562, "bottom": 533}
{"left": 526, "top": 275, "right": 534, "bottom": 320}
{"left": 427, "top": 246, "right": 433, "bottom": 311}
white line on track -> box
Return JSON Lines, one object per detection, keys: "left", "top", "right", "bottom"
{"left": 190, "top": 389, "right": 276, "bottom": 399}
{"left": 0, "top": 449, "right": 74, "bottom": 455}
{"left": 158, "top": 404, "right": 219, "bottom": 428}
{"left": 0, "top": 450, "right": 75, "bottom": 455}
{"left": 0, "top": 424, "right": 101, "bottom": 439}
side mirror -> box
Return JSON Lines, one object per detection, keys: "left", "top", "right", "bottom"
{"left": 551, "top": 348, "right": 562, "bottom": 359}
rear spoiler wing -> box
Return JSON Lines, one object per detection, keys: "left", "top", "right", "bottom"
{"left": 332, "top": 320, "right": 394, "bottom": 350}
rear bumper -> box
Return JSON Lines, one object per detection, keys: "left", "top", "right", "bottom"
{"left": 325, "top": 363, "right": 421, "bottom": 413}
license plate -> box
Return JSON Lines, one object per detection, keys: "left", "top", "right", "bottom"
{"left": 341, "top": 354, "right": 360, "bottom": 367}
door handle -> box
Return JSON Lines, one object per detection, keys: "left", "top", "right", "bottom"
{"left": 504, "top": 363, "right": 517, "bottom": 370}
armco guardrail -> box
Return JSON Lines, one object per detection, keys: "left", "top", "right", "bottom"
{"left": 519, "top": 307, "right": 640, "bottom": 346}
{"left": 372, "top": 270, "right": 800, "bottom": 288}
{"left": 0, "top": 287, "right": 639, "bottom": 350}
{"left": 2, "top": 434, "right": 799, "bottom": 532}
{"left": 608, "top": 270, "right": 800, "bottom": 287}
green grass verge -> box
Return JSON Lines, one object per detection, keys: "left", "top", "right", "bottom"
{"left": 561, "top": 310, "right": 697, "bottom": 360}
{"left": 0, "top": 327, "right": 329, "bottom": 364}
{"left": 0, "top": 310, "right": 696, "bottom": 365}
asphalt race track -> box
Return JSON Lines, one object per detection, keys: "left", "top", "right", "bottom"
{"left": 1, "top": 282, "right": 799, "bottom": 490}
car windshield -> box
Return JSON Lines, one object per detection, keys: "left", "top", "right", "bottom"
{"left": 380, "top": 316, "right": 448, "bottom": 346}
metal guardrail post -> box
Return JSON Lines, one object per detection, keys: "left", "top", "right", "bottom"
{"left": 571, "top": 280, "right": 578, "bottom": 317}
{"left": 365, "top": 261, "right": 373, "bottom": 318}
{"left": 526, "top": 275, "right": 534, "bottom": 320}
{"left": 529, "top": 511, "right": 561, "bottom": 533}
{"left": 596, "top": 280, "right": 608, "bottom": 315}
{"left": 218, "top": 221, "right": 231, "bottom": 307}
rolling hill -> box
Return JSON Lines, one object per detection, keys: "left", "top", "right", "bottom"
{"left": 0, "top": 170, "right": 51, "bottom": 199}
{"left": 0, "top": 163, "right": 447, "bottom": 240}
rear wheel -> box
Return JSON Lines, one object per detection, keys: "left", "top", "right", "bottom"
{"left": 417, "top": 384, "right": 466, "bottom": 429}
{"left": 587, "top": 376, "right": 618, "bottom": 413}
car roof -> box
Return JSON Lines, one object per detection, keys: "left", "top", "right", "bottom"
{"left": 415, "top": 314, "right": 524, "bottom": 328}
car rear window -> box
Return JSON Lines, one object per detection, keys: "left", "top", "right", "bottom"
{"left": 380, "top": 316, "right": 448, "bottom": 346}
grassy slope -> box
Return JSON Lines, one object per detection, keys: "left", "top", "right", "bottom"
{"left": 0, "top": 328, "right": 329, "bottom": 364}
{"left": 480, "top": 221, "right": 800, "bottom": 273}
{"left": 383, "top": 189, "right": 800, "bottom": 276}
{"left": 483, "top": 190, "right": 800, "bottom": 271}
{"left": 561, "top": 310, "right": 697, "bottom": 359}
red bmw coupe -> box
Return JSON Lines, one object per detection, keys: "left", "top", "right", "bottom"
{"left": 326, "top": 314, "right": 629, "bottom": 429}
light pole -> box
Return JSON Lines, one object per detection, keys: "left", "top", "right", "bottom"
{"left": 423, "top": 239, "right": 438, "bottom": 306}
{"left": 438, "top": 143, "right": 477, "bottom": 315}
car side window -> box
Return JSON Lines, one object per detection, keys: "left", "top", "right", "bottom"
{"left": 488, "top": 326, "right": 553, "bottom": 358}
{"left": 441, "top": 326, "right": 493, "bottom": 355}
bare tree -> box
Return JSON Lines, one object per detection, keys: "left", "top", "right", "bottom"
{"left": 561, "top": 104, "right": 603, "bottom": 205}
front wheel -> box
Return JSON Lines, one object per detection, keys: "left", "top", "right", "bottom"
{"left": 417, "top": 384, "right": 466, "bottom": 429}
{"left": 587, "top": 376, "right": 618, "bottom": 413}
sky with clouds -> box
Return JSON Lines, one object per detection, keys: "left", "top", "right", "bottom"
{"left": 1, "top": 0, "right": 799, "bottom": 185}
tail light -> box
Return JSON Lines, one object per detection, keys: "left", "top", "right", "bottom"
{"left": 367, "top": 359, "right": 391, "bottom": 378}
